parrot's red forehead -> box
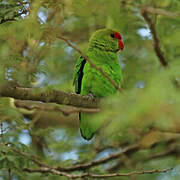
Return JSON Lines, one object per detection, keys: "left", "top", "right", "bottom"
{"left": 113, "top": 31, "right": 124, "bottom": 50}
{"left": 114, "top": 32, "right": 122, "bottom": 40}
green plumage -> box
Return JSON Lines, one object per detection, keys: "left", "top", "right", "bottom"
{"left": 74, "top": 29, "right": 123, "bottom": 140}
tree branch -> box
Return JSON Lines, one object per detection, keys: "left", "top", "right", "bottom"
{"left": 13, "top": 144, "right": 138, "bottom": 172}
{"left": 54, "top": 145, "right": 138, "bottom": 171}
{"left": 145, "top": 7, "right": 180, "bottom": 18}
{"left": 14, "top": 99, "right": 100, "bottom": 115}
{"left": 108, "top": 143, "right": 177, "bottom": 172}
{"left": 0, "top": 84, "right": 99, "bottom": 108}
{"left": 13, "top": 141, "right": 174, "bottom": 179}
{"left": 0, "top": 9, "right": 28, "bottom": 24}
{"left": 141, "top": 7, "right": 168, "bottom": 67}
{"left": 23, "top": 167, "right": 173, "bottom": 179}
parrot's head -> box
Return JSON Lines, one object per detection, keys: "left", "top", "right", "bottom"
{"left": 89, "top": 28, "right": 124, "bottom": 53}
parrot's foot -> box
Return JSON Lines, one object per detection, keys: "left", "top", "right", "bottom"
{"left": 88, "top": 93, "right": 96, "bottom": 98}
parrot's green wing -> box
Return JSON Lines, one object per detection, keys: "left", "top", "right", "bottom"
{"left": 74, "top": 56, "right": 93, "bottom": 140}
{"left": 73, "top": 56, "right": 86, "bottom": 94}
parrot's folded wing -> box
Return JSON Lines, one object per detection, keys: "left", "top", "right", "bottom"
{"left": 73, "top": 56, "right": 86, "bottom": 94}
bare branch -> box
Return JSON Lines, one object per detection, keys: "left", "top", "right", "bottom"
{"left": 13, "top": 143, "right": 138, "bottom": 172}
{"left": 145, "top": 7, "right": 180, "bottom": 18}
{"left": 0, "top": 84, "right": 99, "bottom": 108}
{"left": 13, "top": 142, "right": 174, "bottom": 179}
{"left": 23, "top": 167, "right": 76, "bottom": 178}
{"left": 108, "top": 144, "right": 177, "bottom": 172}
{"left": 14, "top": 99, "right": 100, "bottom": 115}
{"left": 121, "top": 1, "right": 180, "bottom": 18}
{"left": 23, "top": 167, "right": 173, "bottom": 179}
{"left": 55, "top": 144, "right": 138, "bottom": 171}
{"left": 57, "top": 36, "right": 123, "bottom": 93}
{"left": 144, "top": 148, "right": 176, "bottom": 162}
{"left": 141, "top": 7, "right": 168, "bottom": 67}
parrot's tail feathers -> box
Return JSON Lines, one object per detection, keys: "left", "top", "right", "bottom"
{"left": 80, "top": 128, "right": 94, "bottom": 140}
{"left": 79, "top": 113, "right": 95, "bottom": 140}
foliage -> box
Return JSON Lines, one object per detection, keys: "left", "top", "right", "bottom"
{"left": 0, "top": 0, "right": 180, "bottom": 179}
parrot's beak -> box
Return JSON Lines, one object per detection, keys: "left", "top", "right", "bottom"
{"left": 118, "top": 39, "right": 124, "bottom": 51}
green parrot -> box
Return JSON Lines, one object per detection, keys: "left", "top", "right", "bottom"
{"left": 73, "top": 28, "right": 124, "bottom": 140}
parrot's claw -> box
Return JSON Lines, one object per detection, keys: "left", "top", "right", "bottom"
{"left": 88, "top": 93, "right": 96, "bottom": 98}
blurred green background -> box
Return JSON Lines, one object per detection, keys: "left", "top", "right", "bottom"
{"left": 0, "top": 0, "right": 180, "bottom": 179}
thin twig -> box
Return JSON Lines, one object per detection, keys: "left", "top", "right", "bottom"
{"left": 13, "top": 144, "right": 138, "bottom": 172}
{"left": 108, "top": 145, "right": 177, "bottom": 172}
{"left": 23, "top": 167, "right": 76, "bottom": 178}
{"left": 0, "top": 9, "right": 28, "bottom": 24}
{"left": 12, "top": 143, "right": 173, "bottom": 179}
{"left": 57, "top": 36, "right": 123, "bottom": 92}
{"left": 141, "top": 7, "right": 168, "bottom": 67}
{"left": 145, "top": 7, "right": 180, "bottom": 18}
{"left": 121, "top": 1, "right": 180, "bottom": 18}
{"left": 56, "top": 144, "right": 138, "bottom": 171}
{"left": 12, "top": 148, "right": 47, "bottom": 168}
{"left": 23, "top": 167, "right": 173, "bottom": 179}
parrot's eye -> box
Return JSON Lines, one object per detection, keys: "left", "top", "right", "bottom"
{"left": 110, "top": 34, "right": 115, "bottom": 38}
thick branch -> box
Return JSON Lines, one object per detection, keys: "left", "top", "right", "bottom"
{"left": 14, "top": 99, "right": 100, "bottom": 115}
{"left": 141, "top": 8, "right": 168, "bottom": 67}
{"left": 0, "top": 84, "right": 99, "bottom": 108}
